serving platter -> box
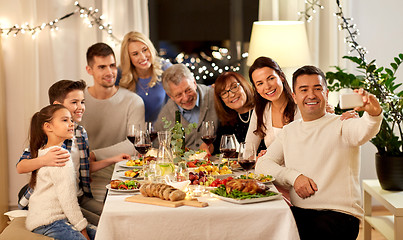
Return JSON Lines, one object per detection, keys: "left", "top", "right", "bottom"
{"left": 210, "top": 192, "right": 282, "bottom": 204}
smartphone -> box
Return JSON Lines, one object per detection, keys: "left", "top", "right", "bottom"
{"left": 339, "top": 93, "right": 364, "bottom": 109}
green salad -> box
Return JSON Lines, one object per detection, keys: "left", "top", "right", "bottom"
{"left": 211, "top": 185, "right": 277, "bottom": 200}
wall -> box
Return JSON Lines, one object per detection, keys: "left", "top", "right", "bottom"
{"left": 2, "top": 0, "right": 149, "bottom": 210}
{"left": 350, "top": 0, "right": 403, "bottom": 186}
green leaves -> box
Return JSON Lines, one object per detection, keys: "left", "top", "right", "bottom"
{"left": 327, "top": 53, "right": 403, "bottom": 156}
{"left": 161, "top": 116, "right": 197, "bottom": 163}
{"left": 325, "top": 66, "right": 364, "bottom": 92}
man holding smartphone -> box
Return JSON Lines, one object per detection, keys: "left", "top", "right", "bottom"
{"left": 255, "top": 65, "right": 383, "bottom": 240}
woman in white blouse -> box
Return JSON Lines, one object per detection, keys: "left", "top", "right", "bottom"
{"left": 245, "top": 57, "right": 299, "bottom": 156}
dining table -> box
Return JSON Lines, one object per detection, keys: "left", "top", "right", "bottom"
{"left": 94, "top": 161, "right": 301, "bottom": 240}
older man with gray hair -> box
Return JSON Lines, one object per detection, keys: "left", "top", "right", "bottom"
{"left": 154, "top": 64, "right": 218, "bottom": 153}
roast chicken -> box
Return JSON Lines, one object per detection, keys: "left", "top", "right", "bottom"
{"left": 225, "top": 179, "right": 266, "bottom": 195}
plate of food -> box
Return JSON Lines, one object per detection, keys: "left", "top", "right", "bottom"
{"left": 189, "top": 165, "right": 233, "bottom": 177}
{"left": 209, "top": 178, "right": 281, "bottom": 204}
{"left": 210, "top": 192, "right": 282, "bottom": 204}
{"left": 119, "top": 169, "right": 144, "bottom": 180}
{"left": 107, "top": 179, "right": 141, "bottom": 192}
{"left": 116, "top": 159, "right": 144, "bottom": 169}
{"left": 237, "top": 173, "right": 275, "bottom": 184}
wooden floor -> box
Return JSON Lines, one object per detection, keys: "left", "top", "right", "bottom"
{"left": 356, "top": 206, "right": 390, "bottom": 240}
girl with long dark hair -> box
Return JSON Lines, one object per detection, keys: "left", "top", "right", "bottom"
{"left": 25, "top": 104, "right": 95, "bottom": 240}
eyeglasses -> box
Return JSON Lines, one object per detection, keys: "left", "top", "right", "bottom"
{"left": 220, "top": 82, "right": 240, "bottom": 99}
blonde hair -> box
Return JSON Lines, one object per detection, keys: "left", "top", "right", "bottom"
{"left": 119, "top": 31, "right": 163, "bottom": 91}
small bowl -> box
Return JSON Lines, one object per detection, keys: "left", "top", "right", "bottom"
{"left": 165, "top": 178, "right": 191, "bottom": 191}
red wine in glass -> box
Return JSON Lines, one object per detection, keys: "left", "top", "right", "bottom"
{"left": 201, "top": 135, "right": 216, "bottom": 145}
{"left": 238, "top": 159, "right": 256, "bottom": 171}
{"left": 127, "top": 136, "right": 136, "bottom": 144}
{"left": 135, "top": 144, "right": 151, "bottom": 155}
{"left": 149, "top": 131, "right": 158, "bottom": 142}
{"left": 221, "top": 148, "right": 237, "bottom": 158}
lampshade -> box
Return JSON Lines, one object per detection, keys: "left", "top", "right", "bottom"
{"left": 247, "top": 21, "right": 311, "bottom": 67}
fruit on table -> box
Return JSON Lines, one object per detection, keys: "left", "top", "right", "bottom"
{"left": 126, "top": 159, "right": 144, "bottom": 166}
{"left": 187, "top": 159, "right": 212, "bottom": 168}
{"left": 209, "top": 177, "right": 234, "bottom": 187}
{"left": 219, "top": 166, "right": 232, "bottom": 175}
{"left": 125, "top": 169, "right": 140, "bottom": 178}
{"left": 194, "top": 165, "right": 231, "bottom": 175}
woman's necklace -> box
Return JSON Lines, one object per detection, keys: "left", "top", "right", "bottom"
{"left": 138, "top": 83, "right": 150, "bottom": 96}
{"left": 238, "top": 109, "right": 251, "bottom": 123}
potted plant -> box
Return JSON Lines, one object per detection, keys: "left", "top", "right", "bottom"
{"left": 326, "top": 53, "right": 403, "bottom": 190}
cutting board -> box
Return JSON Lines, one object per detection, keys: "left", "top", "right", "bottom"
{"left": 125, "top": 195, "right": 208, "bottom": 208}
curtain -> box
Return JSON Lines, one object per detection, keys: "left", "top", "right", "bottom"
{"left": 258, "top": 0, "right": 349, "bottom": 71}
{"left": 0, "top": 37, "right": 9, "bottom": 230}
{"left": 1, "top": 0, "right": 148, "bottom": 209}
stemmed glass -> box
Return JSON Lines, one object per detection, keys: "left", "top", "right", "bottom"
{"left": 220, "top": 134, "right": 237, "bottom": 159}
{"left": 134, "top": 130, "right": 151, "bottom": 159}
{"left": 238, "top": 142, "right": 256, "bottom": 176}
{"left": 146, "top": 122, "right": 158, "bottom": 143}
{"left": 201, "top": 121, "right": 216, "bottom": 150}
{"left": 127, "top": 124, "right": 140, "bottom": 145}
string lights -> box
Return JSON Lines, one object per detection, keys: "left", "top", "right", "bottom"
{"left": 332, "top": 0, "right": 396, "bottom": 109}
{"left": 333, "top": 0, "right": 403, "bottom": 152}
{"left": 298, "top": 0, "right": 324, "bottom": 22}
{"left": 165, "top": 47, "right": 247, "bottom": 84}
{"left": 0, "top": 1, "right": 120, "bottom": 45}
{"left": 334, "top": 1, "right": 367, "bottom": 61}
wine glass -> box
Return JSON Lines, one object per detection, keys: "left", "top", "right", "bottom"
{"left": 238, "top": 142, "right": 256, "bottom": 177}
{"left": 135, "top": 130, "right": 151, "bottom": 160}
{"left": 127, "top": 124, "right": 140, "bottom": 145}
{"left": 201, "top": 121, "right": 216, "bottom": 149}
{"left": 146, "top": 122, "right": 158, "bottom": 143}
{"left": 220, "top": 134, "right": 237, "bottom": 159}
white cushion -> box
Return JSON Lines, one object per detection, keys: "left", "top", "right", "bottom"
{"left": 4, "top": 210, "right": 28, "bottom": 221}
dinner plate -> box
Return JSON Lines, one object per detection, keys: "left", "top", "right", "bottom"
{"left": 118, "top": 172, "right": 144, "bottom": 180}
{"left": 215, "top": 174, "right": 235, "bottom": 179}
{"left": 236, "top": 175, "right": 275, "bottom": 184}
{"left": 262, "top": 178, "right": 275, "bottom": 184}
{"left": 116, "top": 160, "right": 143, "bottom": 169}
{"left": 210, "top": 192, "right": 282, "bottom": 204}
{"left": 106, "top": 184, "right": 140, "bottom": 192}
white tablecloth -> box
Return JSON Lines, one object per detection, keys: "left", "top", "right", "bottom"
{"left": 95, "top": 165, "right": 300, "bottom": 240}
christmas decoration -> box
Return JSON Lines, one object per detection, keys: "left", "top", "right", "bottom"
{"left": 0, "top": 1, "right": 120, "bottom": 44}
{"left": 162, "top": 46, "right": 247, "bottom": 85}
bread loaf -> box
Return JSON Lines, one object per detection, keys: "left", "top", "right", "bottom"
{"left": 140, "top": 183, "right": 186, "bottom": 201}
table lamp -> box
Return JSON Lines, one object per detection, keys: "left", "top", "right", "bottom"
{"left": 247, "top": 21, "right": 311, "bottom": 71}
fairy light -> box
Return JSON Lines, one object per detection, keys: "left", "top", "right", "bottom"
{"left": 0, "top": 1, "right": 121, "bottom": 44}
{"left": 298, "top": 0, "right": 324, "bottom": 22}
{"left": 332, "top": 0, "right": 403, "bottom": 126}
{"left": 166, "top": 45, "right": 246, "bottom": 84}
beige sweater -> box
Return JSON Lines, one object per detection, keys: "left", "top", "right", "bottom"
{"left": 26, "top": 146, "right": 87, "bottom": 231}
{"left": 256, "top": 112, "right": 382, "bottom": 218}
{"left": 81, "top": 87, "right": 145, "bottom": 201}
{"left": 245, "top": 102, "right": 301, "bottom": 154}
